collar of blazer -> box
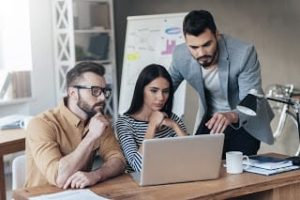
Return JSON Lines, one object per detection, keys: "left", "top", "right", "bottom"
{"left": 215, "top": 34, "right": 230, "bottom": 105}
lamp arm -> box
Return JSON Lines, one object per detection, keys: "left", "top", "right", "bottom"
{"left": 267, "top": 97, "right": 294, "bottom": 106}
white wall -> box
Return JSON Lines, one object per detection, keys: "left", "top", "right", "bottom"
{"left": 0, "top": 0, "right": 56, "bottom": 117}
{"left": 28, "top": 0, "right": 56, "bottom": 114}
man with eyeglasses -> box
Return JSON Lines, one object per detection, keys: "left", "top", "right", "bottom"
{"left": 25, "top": 62, "right": 125, "bottom": 189}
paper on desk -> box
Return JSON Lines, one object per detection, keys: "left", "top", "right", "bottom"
{"left": 28, "top": 189, "right": 109, "bottom": 200}
{"left": 244, "top": 165, "right": 300, "bottom": 176}
{"left": 243, "top": 155, "right": 293, "bottom": 170}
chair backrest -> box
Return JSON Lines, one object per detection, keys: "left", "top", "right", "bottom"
{"left": 12, "top": 154, "right": 26, "bottom": 190}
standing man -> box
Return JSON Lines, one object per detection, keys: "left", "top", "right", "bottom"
{"left": 169, "top": 10, "right": 274, "bottom": 157}
{"left": 25, "top": 62, "right": 125, "bottom": 189}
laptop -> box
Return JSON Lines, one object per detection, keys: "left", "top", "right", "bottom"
{"left": 131, "top": 134, "right": 224, "bottom": 186}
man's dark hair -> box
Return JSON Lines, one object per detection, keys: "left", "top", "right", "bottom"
{"left": 125, "top": 64, "right": 174, "bottom": 117}
{"left": 66, "top": 61, "right": 105, "bottom": 89}
{"left": 183, "top": 10, "right": 217, "bottom": 36}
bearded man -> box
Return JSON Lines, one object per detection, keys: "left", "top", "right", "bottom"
{"left": 169, "top": 10, "right": 274, "bottom": 158}
{"left": 25, "top": 62, "right": 125, "bottom": 188}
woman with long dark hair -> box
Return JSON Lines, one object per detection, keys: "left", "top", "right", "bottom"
{"left": 116, "top": 64, "right": 187, "bottom": 172}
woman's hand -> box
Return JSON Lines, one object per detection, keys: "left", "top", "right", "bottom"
{"left": 148, "top": 111, "right": 167, "bottom": 129}
{"left": 160, "top": 117, "right": 175, "bottom": 129}
{"left": 161, "top": 116, "right": 187, "bottom": 137}
{"left": 143, "top": 111, "right": 166, "bottom": 140}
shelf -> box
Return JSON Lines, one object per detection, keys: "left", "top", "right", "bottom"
{"left": 53, "top": 0, "right": 117, "bottom": 121}
{"left": 73, "top": 0, "right": 110, "bottom": 3}
{"left": 0, "top": 97, "right": 34, "bottom": 106}
{"left": 74, "top": 29, "right": 110, "bottom": 34}
{"left": 75, "top": 59, "right": 111, "bottom": 64}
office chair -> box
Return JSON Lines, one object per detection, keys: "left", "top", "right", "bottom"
{"left": 12, "top": 154, "right": 26, "bottom": 190}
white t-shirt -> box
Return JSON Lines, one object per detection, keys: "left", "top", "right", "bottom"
{"left": 202, "top": 64, "right": 230, "bottom": 116}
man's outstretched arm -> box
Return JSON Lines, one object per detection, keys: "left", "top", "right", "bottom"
{"left": 63, "top": 157, "right": 125, "bottom": 189}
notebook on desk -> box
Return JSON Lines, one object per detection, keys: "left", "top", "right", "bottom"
{"left": 131, "top": 134, "right": 224, "bottom": 186}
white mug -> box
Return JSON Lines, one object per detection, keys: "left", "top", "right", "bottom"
{"left": 226, "top": 151, "right": 250, "bottom": 174}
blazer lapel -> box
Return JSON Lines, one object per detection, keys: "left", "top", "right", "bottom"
{"left": 189, "top": 59, "right": 207, "bottom": 110}
{"left": 217, "top": 35, "right": 230, "bottom": 107}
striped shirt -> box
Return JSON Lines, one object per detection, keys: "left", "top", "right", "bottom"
{"left": 116, "top": 113, "right": 186, "bottom": 172}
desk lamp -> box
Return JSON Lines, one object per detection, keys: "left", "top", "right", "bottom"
{"left": 237, "top": 89, "right": 262, "bottom": 116}
{"left": 238, "top": 89, "right": 300, "bottom": 164}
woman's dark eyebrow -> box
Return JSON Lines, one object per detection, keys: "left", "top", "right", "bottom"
{"left": 149, "top": 86, "right": 159, "bottom": 90}
{"left": 149, "top": 86, "right": 170, "bottom": 91}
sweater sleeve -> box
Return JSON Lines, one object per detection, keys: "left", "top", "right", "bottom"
{"left": 116, "top": 116, "right": 143, "bottom": 172}
{"left": 171, "top": 113, "right": 187, "bottom": 133}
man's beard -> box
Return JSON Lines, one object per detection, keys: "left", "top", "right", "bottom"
{"left": 197, "top": 45, "right": 218, "bottom": 68}
{"left": 77, "top": 94, "right": 105, "bottom": 118}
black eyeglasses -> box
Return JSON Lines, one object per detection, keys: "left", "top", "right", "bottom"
{"left": 72, "top": 85, "right": 111, "bottom": 98}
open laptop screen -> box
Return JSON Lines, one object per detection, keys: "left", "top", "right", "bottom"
{"left": 132, "top": 134, "right": 224, "bottom": 186}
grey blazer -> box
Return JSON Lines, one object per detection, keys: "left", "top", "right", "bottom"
{"left": 169, "top": 34, "right": 274, "bottom": 145}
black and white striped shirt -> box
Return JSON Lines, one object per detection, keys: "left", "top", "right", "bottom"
{"left": 116, "top": 113, "right": 186, "bottom": 172}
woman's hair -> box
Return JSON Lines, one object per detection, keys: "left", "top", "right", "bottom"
{"left": 125, "top": 64, "right": 174, "bottom": 116}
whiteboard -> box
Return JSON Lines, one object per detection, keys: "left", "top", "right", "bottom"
{"left": 119, "top": 13, "right": 187, "bottom": 117}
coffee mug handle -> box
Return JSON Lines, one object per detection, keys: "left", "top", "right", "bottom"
{"left": 242, "top": 155, "right": 250, "bottom": 170}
